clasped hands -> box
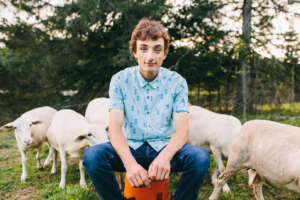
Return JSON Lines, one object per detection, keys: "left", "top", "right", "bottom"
{"left": 125, "top": 155, "right": 170, "bottom": 188}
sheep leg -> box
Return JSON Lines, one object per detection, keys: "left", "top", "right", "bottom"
{"left": 59, "top": 150, "right": 67, "bottom": 189}
{"left": 248, "top": 169, "right": 256, "bottom": 186}
{"left": 20, "top": 149, "right": 27, "bottom": 183}
{"left": 209, "top": 170, "right": 233, "bottom": 200}
{"left": 209, "top": 150, "right": 247, "bottom": 200}
{"left": 252, "top": 175, "right": 264, "bottom": 200}
{"left": 51, "top": 149, "right": 57, "bottom": 174}
{"left": 79, "top": 159, "right": 87, "bottom": 188}
{"left": 210, "top": 146, "right": 230, "bottom": 193}
{"left": 36, "top": 145, "right": 42, "bottom": 169}
{"left": 44, "top": 146, "right": 54, "bottom": 167}
{"left": 212, "top": 168, "right": 218, "bottom": 185}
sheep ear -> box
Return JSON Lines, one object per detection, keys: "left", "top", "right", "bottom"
{"left": 31, "top": 120, "right": 42, "bottom": 125}
{"left": 0, "top": 122, "right": 15, "bottom": 131}
{"left": 75, "top": 134, "right": 87, "bottom": 142}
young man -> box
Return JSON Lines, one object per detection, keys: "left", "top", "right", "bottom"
{"left": 83, "top": 18, "right": 210, "bottom": 200}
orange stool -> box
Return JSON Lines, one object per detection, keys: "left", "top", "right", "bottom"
{"left": 123, "top": 175, "right": 169, "bottom": 200}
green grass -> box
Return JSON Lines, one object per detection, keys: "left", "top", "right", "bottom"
{"left": 0, "top": 130, "right": 101, "bottom": 200}
{"left": 1, "top": 114, "right": 300, "bottom": 200}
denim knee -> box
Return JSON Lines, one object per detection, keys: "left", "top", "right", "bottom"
{"left": 83, "top": 146, "right": 97, "bottom": 172}
{"left": 83, "top": 145, "right": 107, "bottom": 173}
{"left": 191, "top": 146, "right": 210, "bottom": 174}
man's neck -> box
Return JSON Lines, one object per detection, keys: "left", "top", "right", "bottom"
{"left": 139, "top": 70, "right": 158, "bottom": 82}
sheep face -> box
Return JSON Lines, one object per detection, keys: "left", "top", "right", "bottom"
{"left": 76, "top": 124, "right": 109, "bottom": 146}
{"left": 0, "top": 118, "right": 42, "bottom": 147}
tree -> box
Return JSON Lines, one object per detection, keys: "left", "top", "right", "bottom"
{"left": 223, "top": 0, "right": 300, "bottom": 114}
{"left": 241, "top": 0, "right": 252, "bottom": 118}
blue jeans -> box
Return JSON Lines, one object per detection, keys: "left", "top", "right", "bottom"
{"left": 83, "top": 142, "right": 210, "bottom": 200}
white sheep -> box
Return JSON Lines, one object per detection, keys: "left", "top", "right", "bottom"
{"left": 46, "top": 109, "right": 108, "bottom": 189}
{"left": 209, "top": 119, "right": 300, "bottom": 200}
{"left": 84, "top": 97, "right": 125, "bottom": 187}
{"left": 0, "top": 106, "right": 57, "bottom": 182}
{"left": 188, "top": 105, "right": 242, "bottom": 192}
{"left": 85, "top": 97, "right": 110, "bottom": 125}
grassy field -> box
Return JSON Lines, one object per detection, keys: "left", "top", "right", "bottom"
{"left": 1, "top": 114, "right": 300, "bottom": 199}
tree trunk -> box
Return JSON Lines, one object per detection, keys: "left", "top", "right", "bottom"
{"left": 197, "top": 84, "right": 201, "bottom": 105}
{"left": 208, "top": 89, "right": 212, "bottom": 110}
{"left": 218, "top": 87, "right": 222, "bottom": 112}
{"left": 225, "top": 84, "right": 229, "bottom": 113}
{"left": 291, "top": 62, "right": 296, "bottom": 113}
{"left": 241, "top": 0, "right": 252, "bottom": 119}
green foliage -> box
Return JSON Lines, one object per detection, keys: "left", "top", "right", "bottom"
{"left": 40, "top": 0, "right": 172, "bottom": 101}
{"left": 0, "top": 0, "right": 299, "bottom": 118}
{"left": 0, "top": 0, "right": 236, "bottom": 118}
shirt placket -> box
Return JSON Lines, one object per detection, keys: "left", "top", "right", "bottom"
{"left": 144, "top": 84, "right": 152, "bottom": 139}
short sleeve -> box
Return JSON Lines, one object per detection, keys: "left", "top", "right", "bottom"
{"left": 109, "top": 74, "right": 124, "bottom": 111}
{"left": 173, "top": 78, "right": 189, "bottom": 113}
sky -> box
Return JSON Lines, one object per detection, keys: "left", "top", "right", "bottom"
{"left": 0, "top": 0, "right": 300, "bottom": 59}
{"left": 219, "top": 1, "right": 300, "bottom": 58}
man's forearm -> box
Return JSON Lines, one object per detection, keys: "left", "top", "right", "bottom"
{"left": 160, "top": 112, "right": 190, "bottom": 161}
{"left": 109, "top": 127, "right": 137, "bottom": 169}
{"left": 159, "top": 126, "right": 189, "bottom": 161}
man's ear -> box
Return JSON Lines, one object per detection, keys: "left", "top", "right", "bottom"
{"left": 0, "top": 122, "right": 15, "bottom": 131}
{"left": 133, "top": 51, "right": 138, "bottom": 60}
{"left": 163, "top": 52, "right": 167, "bottom": 60}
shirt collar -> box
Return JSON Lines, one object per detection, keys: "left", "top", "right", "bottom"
{"left": 136, "top": 66, "right": 161, "bottom": 89}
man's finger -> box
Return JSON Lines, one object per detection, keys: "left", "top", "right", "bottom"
{"left": 148, "top": 164, "right": 154, "bottom": 177}
{"left": 128, "top": 177, "right": 135, "bottom": 187}
{"left": 161, "top": 168, "right": 168, "bottom": 180}
{"left": 164, "top": 169, "right": 170, "bottom": 180}
{"left": 136, "top": 174, "right": 144, "bottom": 187}
{"left": 148, "top": 164, "right": 153, "bottom": 175}
{"left": 149, "top": 165, "right": 158, "bottom": 180}
{"left": 140, "top": 171, "right": 150, "bottom": 187}
{"left": 157, "top": 167, "right": 164, "bottom": 181}
{"left": 129, "top": 176, "right": 139, "bottom": 187}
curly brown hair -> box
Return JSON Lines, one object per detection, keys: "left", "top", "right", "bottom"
{"left": 129, "top": 18, "right": 170, "bottom": 55}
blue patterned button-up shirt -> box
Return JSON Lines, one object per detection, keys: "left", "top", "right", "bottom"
{"left": 109, "top": 66, "right": 189, "bottom": 151}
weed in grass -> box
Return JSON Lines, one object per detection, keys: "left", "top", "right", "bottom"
{"left": 0, "top": 144, "right": 10, "bottom": 149}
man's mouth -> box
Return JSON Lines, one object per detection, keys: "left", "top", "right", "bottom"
{"left": 146, "top": 63, "right": 155, "bottom": 67}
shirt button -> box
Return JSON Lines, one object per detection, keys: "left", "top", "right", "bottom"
{"left": 146, "top": 96, "right": 150, "bottom": 99}
{"left": 146, "top": 112, "right": 150, "bottom": 114}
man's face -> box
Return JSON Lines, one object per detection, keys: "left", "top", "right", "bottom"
{"left": 133, "top": 38, "right": 167, "bottom": 80}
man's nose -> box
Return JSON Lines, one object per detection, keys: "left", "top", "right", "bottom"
{"left": 145, "top": 51, "right": 155, "bottom": 60}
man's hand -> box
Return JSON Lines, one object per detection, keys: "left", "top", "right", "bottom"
{"left": 126, "top": 162, "right": 150, "bottom": 188}
{"left": 148, "top": 154, "right": 171, "bottom": 181}
{"left": 147, "top": 112, "right": 189, "bottom": 181}
{"left": 109, "top": 109, "right": 150, "bottom": 188}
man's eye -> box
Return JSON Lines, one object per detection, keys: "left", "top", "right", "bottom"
{"left": 140, "top": 48, "right": 147, "bottom": 51}
{"left": 154, "top": 48, "right": 162, "bottom": 52}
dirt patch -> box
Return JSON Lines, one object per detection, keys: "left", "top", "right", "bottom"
{"left": 2, "top": 186, "right": 37, "bottom": 200}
